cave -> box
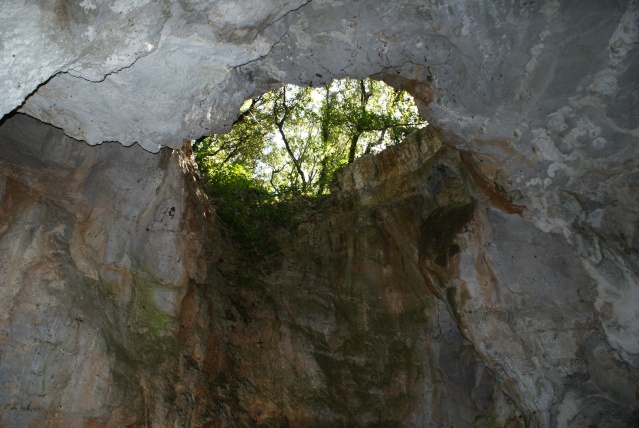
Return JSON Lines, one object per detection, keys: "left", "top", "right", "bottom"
{"left": 1, "top": 1, "right": 638, "bottom": 427}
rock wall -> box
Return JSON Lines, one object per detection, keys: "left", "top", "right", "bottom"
{"left": 0, "top": 115, "right": 211, "bottom": 426}
{"left": 0, "top": 118, "right": 517, "bottom": 426}
{"left": 1, "top": 115, "right": 636, "bottom": 426}
{"left": 1, "top": 0, "right": 638, "bottom": 427}
{"left": 206, "top": 129, "right": 503, "bottom": 426}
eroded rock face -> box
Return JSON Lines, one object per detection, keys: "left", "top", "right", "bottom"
{"left": 0, "top": 120, "right": 517, "bottom": 426}
{"left": 194, "top": 128, "right": 509, "bottom": 426}
{"left": 1, "top": 115, "right": 637, "bottom": 426}
{"left": 1, "top": 0, "right": 639, "bottom": 427}
{"left": 0, "top": 114, "right": 212, "bottom": 426}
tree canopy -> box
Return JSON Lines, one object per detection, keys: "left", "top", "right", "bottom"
{"left": 193, "top": 78, "right": 425, "bottom": 197}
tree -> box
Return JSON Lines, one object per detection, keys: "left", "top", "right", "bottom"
{"left": 192, "top": 78, "right": 425, "bottom": 196}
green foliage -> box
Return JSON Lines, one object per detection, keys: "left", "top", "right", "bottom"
{"left": 199, "top": 163, "right": 301, "bottom": 259}
{"left": 192, "top": 78, "right": 425, "bottom": 197}
{"left": 192, "top": 78, "right": 424, "bottom": 259}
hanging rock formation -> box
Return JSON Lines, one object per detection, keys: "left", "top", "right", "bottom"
{"left": 1, "top": 0, "right": 638, "bottom": 426}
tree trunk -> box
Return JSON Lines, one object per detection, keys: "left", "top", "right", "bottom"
{"left": 277, "top": 122, "right": 307, "bottom": 190}
{"left": 348, "top": 132, "right": 360, "bottom": 164}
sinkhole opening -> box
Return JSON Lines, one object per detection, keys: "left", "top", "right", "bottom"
{"left": 191, "top": 77, "right": 427, "bottom": 259}
{"left": 192, "top": 77, "right": 427, "bottom": 198}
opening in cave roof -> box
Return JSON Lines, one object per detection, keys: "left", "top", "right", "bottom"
{"left": 192, "top": 77, "right": 427, "bottom": 197}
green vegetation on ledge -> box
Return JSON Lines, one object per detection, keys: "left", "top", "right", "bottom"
{"left": 192, "top": 78, "right": 425, "bottom": 259}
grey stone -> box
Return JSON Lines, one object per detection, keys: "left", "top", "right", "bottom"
{"left": 1, "top": 0, "right": 638, "bottom": 426}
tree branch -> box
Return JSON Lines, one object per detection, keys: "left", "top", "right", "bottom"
{"left": 275, "top": 87, "right": 308, "bottom": 189}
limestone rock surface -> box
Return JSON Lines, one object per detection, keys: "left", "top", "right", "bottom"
{"left": 1, "top": 0, "right": 639, "bottom": 427}
{"left": 0, "top": 114, "right": 210, "bottom": 426}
